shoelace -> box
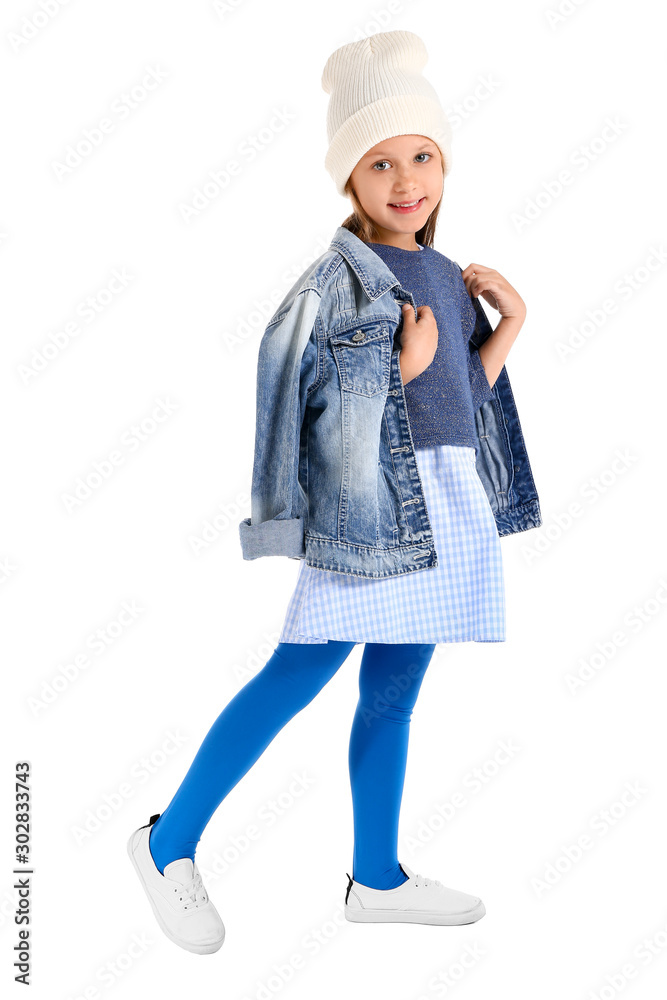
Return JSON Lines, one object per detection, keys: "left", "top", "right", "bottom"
{"left": 412, "top": 873, "right": 444, "bottom": 889}
{"left": 173, "top": 871, "right": 208, "bottom": 910}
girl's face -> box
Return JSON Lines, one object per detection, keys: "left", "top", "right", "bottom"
{"left": 349, "top": 134, "right": 443, "bottom": 245}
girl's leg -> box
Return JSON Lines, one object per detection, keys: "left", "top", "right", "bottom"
{"left": 348, "top": 641, "right": 436, "bottom": 890}
{"left": 149, "top": 639, "right": 356, "bottom": 874}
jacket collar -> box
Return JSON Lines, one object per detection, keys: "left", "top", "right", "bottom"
{"left": 329, "top": 225, "right": 406, "bottom": 302}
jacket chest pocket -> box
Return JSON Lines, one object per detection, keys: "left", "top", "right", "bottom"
{"left": 330, "top": 324, "right": 391, "bottom": 396}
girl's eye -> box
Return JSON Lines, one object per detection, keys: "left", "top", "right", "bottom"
{"left": 372, "top": 153, "right": 431, "bottom": 170}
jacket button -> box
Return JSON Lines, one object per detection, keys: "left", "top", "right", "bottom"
{"left": 351, "top": 331, "right": 366, "bottom": 342}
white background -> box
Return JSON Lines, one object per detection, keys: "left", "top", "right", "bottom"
{"left": 2, "top": 0, "right": 666, "bottom": 997}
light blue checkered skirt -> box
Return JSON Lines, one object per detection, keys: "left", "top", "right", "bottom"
{"left": 278, "top": 444, "right": 505, "bottom": 644}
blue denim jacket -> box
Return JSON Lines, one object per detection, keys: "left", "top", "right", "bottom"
{"left": 238, "top": 226, "right": 541, "bottom": 579}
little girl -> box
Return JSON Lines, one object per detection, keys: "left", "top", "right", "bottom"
{"left": 128, "top": 29, "right": 532, "bottom": 955}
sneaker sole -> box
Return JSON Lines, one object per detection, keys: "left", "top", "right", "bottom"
{"left": 344, "top": 900, "right": 486, "bottom": 925}
{"left": 127, "top": 828, "right": 224, "bottom": 955}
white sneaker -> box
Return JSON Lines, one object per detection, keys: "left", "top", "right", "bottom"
{"left": 344, "top": 863, "right": 486, "bottom": 925}
{"left": 127, "top": 813, "right": 225, "bottom": 954}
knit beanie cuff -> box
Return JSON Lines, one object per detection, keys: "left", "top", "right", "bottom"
{"left": 325, "top": 93, "right": 452, "bottom": 196}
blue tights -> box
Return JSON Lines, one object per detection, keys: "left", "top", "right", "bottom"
{"left": 148, "top": 640, "right": 435, "bottom": 890}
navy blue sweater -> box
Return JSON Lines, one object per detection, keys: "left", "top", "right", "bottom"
{"left": 367, "top": 241, "right": 494, "bottom": 452}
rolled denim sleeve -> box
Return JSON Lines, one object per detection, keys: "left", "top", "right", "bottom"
{"left": 238, "top": 288, "right": 321, "bottom": 561}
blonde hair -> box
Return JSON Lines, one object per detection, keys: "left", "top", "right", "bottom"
{"left": 340, "top": 149, "right": 446, "bottom": 248}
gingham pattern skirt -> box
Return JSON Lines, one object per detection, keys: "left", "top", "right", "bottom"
{"left": 278, "top": 444, "right": 506, "bottom": 644}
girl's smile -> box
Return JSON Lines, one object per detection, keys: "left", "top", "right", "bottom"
{"left": 388, "top": 197, "right": 426, "bottom": 214}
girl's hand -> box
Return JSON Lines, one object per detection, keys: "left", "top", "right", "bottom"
{"left": 398, "top": 303, "right": 438, "bottom": 384}
{"left": 461, "top": 264, "right": 527, "bottom": 322}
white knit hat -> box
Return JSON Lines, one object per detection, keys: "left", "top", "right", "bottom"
{"left": 322, "top": 30, "right": 453, "bottom": 197}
